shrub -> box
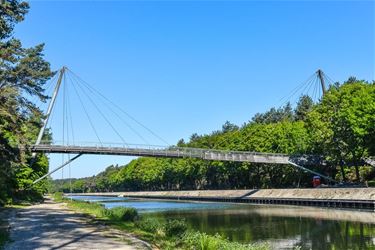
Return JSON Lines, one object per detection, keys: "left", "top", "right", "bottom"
{"left": 135, "top": 217, "right": 162, "bottom": 233}
{"left": 199, "top": 233, "right": 220, "bottom": 250}
{"left": 164, "top": 219, "right": 187, "bottom": 238}
{"left": 183, "top": 232, "right": 269, "bottom": 250}
{"left": 100, "top": 208, "right": 113, "bottom": 218}
{"left": 108, "top": 206, "right": 138, "bottom": 222}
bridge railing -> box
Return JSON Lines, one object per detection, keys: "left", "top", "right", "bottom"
{"left": 36, "top": 140, "right": 289, "bottom": 157}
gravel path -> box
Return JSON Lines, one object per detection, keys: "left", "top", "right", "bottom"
{"left": 4, "top": 199, "right": 151, "bottom": 250}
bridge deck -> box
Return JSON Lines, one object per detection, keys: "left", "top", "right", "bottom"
{"left": 30, "top": 144, "right": 292, "bottom": 164}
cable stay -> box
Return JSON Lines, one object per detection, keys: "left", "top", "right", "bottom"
{"left": 33, "top": 154, "right": 82, "bottom": 185}
{"left": 31, "top": 66, "right": 339, "bottom": 185}
{"left": 66, "top": 68, "right": 170, "bottom": 146}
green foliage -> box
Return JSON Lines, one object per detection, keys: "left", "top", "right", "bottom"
{"left": 252, "top": 102, "right": 294, "bottom": 124}
{"left": 0, "top": 0, "right": 29, "bottom": 39}
{"left": 106, "top": 207, "right": 138, "bottom": 222}
{"left": 54, "top": 196, "right": 270, "bottom": 250}
{"left": 0, "top": 0, "right": 54, "bottom": 205}
{"left": 307, "top": 80, "right": 375, "bottom": 181}
{"left": 164, "top": 219, "right": 188, "bottom": 238}
{"left": 66, "top": 199, "right": 107, "bottom": 218}
{"left": 50, "top": 81, "right": 374, "bottom": 191}
{"left": 295, "top": 95, "right": 314, "bottom": 121}
{"left": 52, "top": 192, "right": 64, "bottom": 202}
{"left": 183, "top": 231, "right": 269, "bottom": 250}
{"left": 135, "top": 217, "right": 161, "bottom": 233}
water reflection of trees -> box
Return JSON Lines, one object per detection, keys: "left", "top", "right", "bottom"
{"left": 157, "top": 206, "right": 375, "bottom": 249}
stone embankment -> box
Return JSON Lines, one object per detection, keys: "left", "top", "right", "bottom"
{"left": 82, "top": 189, "right": 255, "bottom": 199}
{"left": 248, "top": 188, "right": 375, "bottom": 200}
{"left": 69, "top": 188, "right": 375, "bottom": 210}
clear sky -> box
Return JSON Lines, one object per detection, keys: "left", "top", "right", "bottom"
{"left": 14, "top": 0, "right": 374, "bottom": 179}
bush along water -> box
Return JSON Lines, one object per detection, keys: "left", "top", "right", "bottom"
{"left": 183, "top": 231, "right": 269, "bottom": 250}
{"left": 56, "top": 195, "right": 269, "bottom": 249}
{"left": 133, "top": 216, "right": 269, "bottom": 249}
{"left": 165, "top": 219, "right": 188, "bottom": 238}
{"left": 105, "top": 207, "right": 138, "bottom": 222}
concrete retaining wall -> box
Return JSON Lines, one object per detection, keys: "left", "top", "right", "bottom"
{"left": 67, "top": 188, "right": 375, "bottom": 210}
{"left": 70, "top": 188, "right": 375, "bottom": 201}
{"left": 246, "top": 188, "right": 375, "bottom": 201}
{"left": 72, "top": 190, "right": 255, "bottom": 199}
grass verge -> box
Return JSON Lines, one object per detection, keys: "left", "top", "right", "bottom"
{"left": 52, "top": 193, "right": 269, "bottom": 250}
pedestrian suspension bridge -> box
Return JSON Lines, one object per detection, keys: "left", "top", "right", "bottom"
{"left": 30, "top": 67, "right": 340, "bottom": 184}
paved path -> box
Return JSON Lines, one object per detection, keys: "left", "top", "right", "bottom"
{"left": 4, "top": 199, "right": 150, "bottom": 250}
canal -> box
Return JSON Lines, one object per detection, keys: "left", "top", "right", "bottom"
{"left": 67, "top": 195, "right": 375, "bottom": 249}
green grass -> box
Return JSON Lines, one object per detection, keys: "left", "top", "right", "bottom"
{"left": 53, "top": 193, "right": 270, "bottom": 250}
{"left": 183, "top": 232, "right": 269, "bottom": 250}
{"left": 105, "top": 206, "right": 138, "bottom": 221}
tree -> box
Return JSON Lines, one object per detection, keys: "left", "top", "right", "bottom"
{"left": 221, "top": 121, "right": 239, "bottom": 133}
{"left": 307, "top": 79, "right": 375, "bottom": 182}
{"left": 0, "top": 0, "right": 54, "bottom": 205}
{"left": 252, "top": 102, "right": 294, "bottom": 124}
{"left": 50, "top": 78, "right": 375, "bottom": 192}
{"left": 295, "top": 95, "right": 314, "bottom": 121}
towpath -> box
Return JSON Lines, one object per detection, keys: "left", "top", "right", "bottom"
{"left": 4, "top": 198, "right": 150, "bottom": 250}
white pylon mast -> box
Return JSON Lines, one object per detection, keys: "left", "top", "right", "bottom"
{"left": 34, "top": 66, "right": 66, "bottom": 147}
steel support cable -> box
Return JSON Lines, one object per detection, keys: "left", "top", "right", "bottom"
{"left": 46, "top": 102, "right": 56, "bottom": 144}
{"left": 313, "top": 77, "right": 320, "bottom": 102}
{"left": 304, "top": 75, "right": 316, "bottom": 99}
{"left": 287, "top": 160, "right": 336, "bottom": 183}
{"left": 69, "top": 71, "right": 150, "bottom": 145}
{"left": 231, "top": 74, "right": 318, "bottom": 153}
{"left": 64, "top": 76, "right": 73, "bottom": 192}
{"left": 318, "top": 78, "right": 322, "bottom": 101}
{"left": 70, "top": 74, "right": 129, "bottom": 147}
{"left": 61, "top": 73, "right": 67, "bottom": 179}
{"left": 33, "top": 154, "right": 82, "bottom": 185}
{"left": 276, "top": 72, "right": 317, "bottom": 106}
{"left": 214, "top": 73, "right": 319, "bottom": 151}
{"left": 70, "top": 69, "right": 169, "bottom": 146}
{"left": 38, "top": 73, "right": 61, "bottom": 143}
{"left": 66, "top": 80, "right": 76, "bottom": 145}
{"left": 67, "top": 68, "right": 170, "bottom": 146}
{"left": 69, "top": 73, "right": 103, "bottom": 146}
{"left": 311, "top": 77, "right": 316, "bottom": 102}
{"left": 254, "top": 74, "right": 317, "bottom": 155}
{"left": 33, "top": 73, "right": 59, "bottom": 111}
{"left": 325, "top": 75, "right": 334, "bottom": 86}
{"left": 272, "top": 75, "right": 318, "bottom": 154}
{"left": 320, "top": 70, "right": 334, "bottom": 86}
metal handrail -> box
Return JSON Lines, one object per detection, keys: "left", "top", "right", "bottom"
{"left": 36, "top": 140, "right": 290, "bottom": 157}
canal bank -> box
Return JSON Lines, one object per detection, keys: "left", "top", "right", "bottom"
{"left": 67, "top": 193, "right": 375, "bottom": 249}
{"left": 67, "top": 188, "right": 375, "bottom": 211}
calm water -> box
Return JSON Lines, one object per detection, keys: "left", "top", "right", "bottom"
{"left": 68, "top": 195, "right": 375, "bottom": 249}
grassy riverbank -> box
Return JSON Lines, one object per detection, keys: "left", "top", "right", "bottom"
{"left": 53, "top": 193, "right": 268, "bottom": 250}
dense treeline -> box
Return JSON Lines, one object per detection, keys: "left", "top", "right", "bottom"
{"left": 52, "top": 80, "right": 375, "bottom": 193}
{"left": 0, "top": 0, "right": 53, "bottom": 205}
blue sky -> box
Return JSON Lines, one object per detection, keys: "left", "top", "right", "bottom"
{"left": 15, "top": 0, "right": 374, "bottom": 179}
